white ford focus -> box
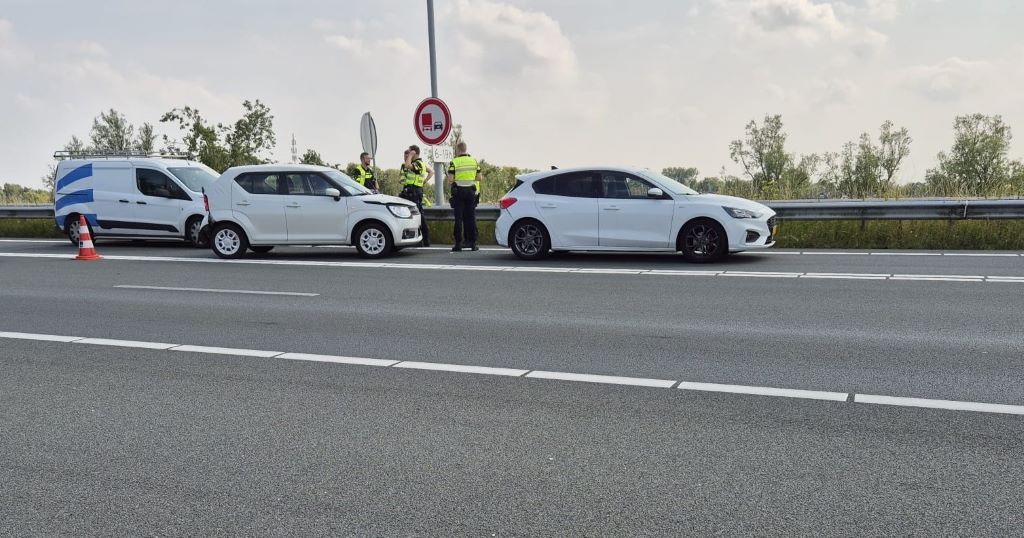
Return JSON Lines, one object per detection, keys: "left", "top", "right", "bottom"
{"left": 206, "top": 164, "right": 422, "bottom": 259}
{"left": 495, "top": 166, "right": 776, "bottom": 262}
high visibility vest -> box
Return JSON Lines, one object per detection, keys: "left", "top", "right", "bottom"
{"left": 354, "top": 164, "right": 374, "bottom": 186}
{"left": 449, "top": 154, "right": 480, "bottom": 190}
{"left": 402, "top": 159, "right": 426, "bottom": 187}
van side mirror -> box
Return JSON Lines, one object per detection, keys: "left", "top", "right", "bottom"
{"left": 324, "top": 188, "right": 341, "bottom": 200}
{"left": 647, "top": 188, "right": 665, "bottom": 198}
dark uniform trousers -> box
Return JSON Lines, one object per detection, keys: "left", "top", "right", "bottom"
{"left": 400, "top": 186, "right": 430, "bottom": 244}
{"left": 452, "top": 185, "right": 478, "bottom": 246}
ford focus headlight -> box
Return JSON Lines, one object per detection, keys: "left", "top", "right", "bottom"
{"left": 387, "top": 204, "right": 413, "bottom": 218}
{"left": 724, "top": 206, "right": 761, "bottom": 219}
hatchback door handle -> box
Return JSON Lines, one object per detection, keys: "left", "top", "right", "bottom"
{"left": 540, "top": 203, "right": 558, "bottom": 208}
{"left": 136, "top": 201, "right": 147, "bottom": 205}
{"left": 236, "top": 201, "right": 251, "bottom": 206}
{"left": 287, "top": 203, "right": 301, "bottom": 208}
{"left": 603, "top": 206, "right": 620, "bottom": 211}
{"left": 119, "top": 199, "right": 130, "bottom": 203}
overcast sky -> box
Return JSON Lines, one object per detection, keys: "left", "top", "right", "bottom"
{"left": 1, "top": 0, "right": 1022, "bottom": 188}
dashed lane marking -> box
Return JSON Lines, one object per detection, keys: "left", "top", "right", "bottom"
{"left": 2, "top": 330, "right": 1023, "bottom": 415}
{"left": 114, "top": 285, "right": 320, "bottom": 297}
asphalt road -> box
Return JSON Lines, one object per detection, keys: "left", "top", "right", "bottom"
{"left": 2, "top": 239, "right": 1023, "bottom": 535}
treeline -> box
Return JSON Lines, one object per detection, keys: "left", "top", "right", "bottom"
{"left": 665, "top": 114, "right": 1024, "bottom": 199}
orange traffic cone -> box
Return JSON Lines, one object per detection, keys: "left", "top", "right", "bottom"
{"left": 74, "top": 215, "right": 102, "bottom": 261}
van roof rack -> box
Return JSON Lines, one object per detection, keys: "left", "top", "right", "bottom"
{"left": 53, "top": 149, "right": 194, "bottom": 161}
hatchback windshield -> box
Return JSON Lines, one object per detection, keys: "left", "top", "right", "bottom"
{"left": 324, "top": 169, "right": 373, "bottom": 196}
{"left": 641, "top": 170, "right": 699, "bottom": 195}
{"left": 168, "top": 167, "right": 219, "bottom": 192}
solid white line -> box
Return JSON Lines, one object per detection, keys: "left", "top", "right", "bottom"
{"left": 677, "top": 382, "right": 848, "bottom": 402}
{"left": 891, "top": 274, "right": 984, "bottom": 282}
{"left": 721, "top": 271, "right": 802, "bottom": 278}
{"left": 746, "top": 251, "right": 802, "bottom": 255}
{"left": 526, "top": 371, "right": 676, "bottom": 388}
{"left": 801, "top": 251, "right": 868, "bottom": 256}
{"left": 114, "top": 285, "right": 319, "bottom": 297}
{"left": 279, "top": 352, "right": 399, "bottom": 367}
{"left": 392, "top": 361, "right": 529, "bottom": 377}
{"left": 505, "top": 267, "right": 575, "bottom": 273}
{"left": 801, "top": 272, "right": 889, "bottom": 280}
{"left": 855, "top": 394, "right": 1024, "bottom": 415}
{"left": 0, "top": 331, "right": 83, "bottom": 342}
{"left": 871, "top": 252, "right": 943, "bottom": 256}
{"left": 944, "top": 253, "right": 1021, "bottom": 257}
{"left": 986, "top": 279, "right": 1024, "bottom": 284}
{"left": 170, "top": 345, "right": 282, "bottom": 358}
{"left": 575, "top": 268, "right": 646, "bottom": 274}
{"left": 75, "top": 338, "right": 177, "bottom": 350}
{"left": 0, "top": 239, "right": 66, "bottom": 243}
{"left": 646, "top": 270, "right": 722, "bottom": 276}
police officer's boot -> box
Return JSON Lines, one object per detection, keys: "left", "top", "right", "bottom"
{"left": 452, "top": 244, "right": 462, "bottom": 252}
{"left": 470, "top": 244, "right": 479, "bottom": 252}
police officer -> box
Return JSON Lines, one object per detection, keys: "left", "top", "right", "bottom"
{"left": 353, "top": 152, "right": 378, "bottom": 191}
{"left": 447, "top": 142, "right": 482, "bottom": 251}
{"left": 400, "top": 145, "right": 432, "bottom": 246}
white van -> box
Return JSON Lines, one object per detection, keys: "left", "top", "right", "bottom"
{"left": 53, "top": 151, "right": 219, "bottom": 246}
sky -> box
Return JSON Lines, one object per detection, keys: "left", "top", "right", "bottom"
{"left": 1, "top": 0, "right": 1022, "bottom": 188}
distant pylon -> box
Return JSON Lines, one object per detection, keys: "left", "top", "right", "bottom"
{"left": 291, "top": 134, "right": 298, "bottom": 164}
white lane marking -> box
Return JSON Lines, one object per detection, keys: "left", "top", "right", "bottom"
{"left": 882, "top": 253, "right": 950, "bottom": 257}
{"left": 0, "top": 331, "right": 83, "bottom": 342}
{"left": 677, "top": 381, "right": 848, "bottom": 402}
{"left": 1, "top": 252, "right": 1022, "bottom": 284}
{"left": 801, "top": 251, "right": 869, "bottom": 256}
{"left": 0, "top": 239, "right": 66, "bottom": 243}
{"left": 393, "top": 361, "right": 529, "bottom": 377}
{"left": 170, "top": 345, "right": 283, "bottom": 358}
{"left": 114, "top": 285, "right": 319, "bottom": 297}
{"left": 279, "top": 352, "right": 399, "bottom": 367}
{"left": 526, "top": 371, "right": 676, "bottom": 388}
{"left": 75, "top": 338, "right": 177, "bottom": 350}
{"left": 945, "top": 253, "right": 1020, "bottom": 257}
{"left": 6, "top": 328, "right": 1024, "bottom": 415}
{"left": 748, "top": 251, "right": 802, "bottom": 255}
{"left": 855, "top": 394, "right": 1024, "bottom": 415}
{"left": 987, "top": 278, "right": 1024, "bottom": 283}
{"left": 721, "top": 271, "right": 802, "bottom": 278}
{"left": 417, "top": 246, "right": 508, "bottom": 252}
{"left": 801, "top": 272, "right": 888, "bottom": 280}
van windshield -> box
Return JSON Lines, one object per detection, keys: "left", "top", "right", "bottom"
{"left": 168, "top": 167, "right": 219, "bottom": 192}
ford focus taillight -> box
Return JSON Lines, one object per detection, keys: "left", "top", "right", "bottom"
{"left": 499, "top": 197, "right": 517, "bottom": 209}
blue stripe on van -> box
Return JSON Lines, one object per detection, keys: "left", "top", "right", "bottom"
{"left": 56, "top": 163, "right": 93, "bottom": 191}
{"left": 54, "top": 189, "right": 94, "bottom": 212}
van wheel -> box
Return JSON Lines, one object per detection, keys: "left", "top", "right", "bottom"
{"left": 355, "top": 222, "right": 393, "bottom": 259}
{"left": 211, "top": 224, "right": 249, "bottom": 259}
{"left": 65, "top": 214, "right": 89, "bottom": 246}
{"left": 186, "top": 216, "right": 208, "bottom": 247}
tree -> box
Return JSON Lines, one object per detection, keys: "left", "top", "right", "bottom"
{"left": 160, "top": 106, "right": 229, "bottom": 171}
{"left": 823, "top": 121, "right": 912, "bottom": 198}
{"left": 729, "top": 114, "right": 790, "bottom": 196}
{"left": 223, "top": 99, "right": 276, "bottom": 166}
{"left": 300, "top": 149, "right": 326, "bottom": 166}
{"left": 136, "top": 122, "right": 157, "bottom": 153}
{"left": 877, "top": 120, "right": 912, "bottom": 184}
{"left": 927, "top": 114, "right": 1013, "bottom": 197}
{"left": 661, "top": 167, "right": 699, "bottom": 186}
{"left": 90, "top": 109, "right": 135, "bottom": 151}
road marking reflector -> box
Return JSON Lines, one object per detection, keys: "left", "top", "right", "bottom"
{"left": 854, "top": 394, "right": 1024, "bottom": 415}
{"left": 170, "top": 345, "right": 282, "bottom": 358}
{"left": 279, "top": 352, "right": 399, "bottom": 367}
{"left": 393, "top": 361, "right": 529, "bottom": 377}
{"left": 115, "top": 285, "right": 319, "bottom": 296}
{"left": 677, "top": 381, "right": 848, "bottom": 402}
{"left": 76, "top": 338, "right": 177, "bottom": 350}
{"left": 526, "top": 371, "right": 676, "bottom": 388}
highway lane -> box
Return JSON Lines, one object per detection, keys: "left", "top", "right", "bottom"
{"left": 2, "top": 341, "right": 1023, "bottom": 536}
{"left": 1, "top": 243, "right": 1022, "bottom": 405}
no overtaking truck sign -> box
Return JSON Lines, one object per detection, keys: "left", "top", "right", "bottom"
{"left": 413, "top": 97, "right": 452, "bottom": 146}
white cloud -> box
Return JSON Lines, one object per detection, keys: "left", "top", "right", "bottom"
{"left": 904, "top": 57, "right": 991, "bottom": 101}
{"left": 0, "top": 18, "right": 31, "bottom": 67}
{"left": 76, "top": 40, "right": 107, "bottom": 57}
{"left": 866, "top": 0, "right": 901, "bottom": 20}
{"left": 746, "top": 0, "right": 845, "bottom": 43}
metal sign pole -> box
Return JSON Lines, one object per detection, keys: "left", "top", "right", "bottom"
{"left": 427, "top": 0, "right": 446, "bottom": 207}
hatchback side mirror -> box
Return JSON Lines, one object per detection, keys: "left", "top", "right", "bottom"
{"left": 647, "top": 188, "right": 665, "bottom": 198}
{"left": 324, "top": 188, "right": 341, "bottom": 200}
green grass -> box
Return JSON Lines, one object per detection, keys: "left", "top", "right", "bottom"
{"left": 424, "top": 220, "right": 498, "bottom": 246}
{"left": 0, "top": 219, "right": 64, "bottom": 239}
{"left": 775, "top": 220, "right": 1024, "bottom": 250}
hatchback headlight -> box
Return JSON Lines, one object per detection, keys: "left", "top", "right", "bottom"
{"left": 387, "top": 204, "right": 413, "bottom": 218}
{"left": 724, "top": 206, "right": 761, "bottom": 219}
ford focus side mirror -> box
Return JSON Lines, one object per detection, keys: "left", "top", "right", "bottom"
{"left": 647, "top": 188, "right": 665, "bottom": 198}
{"left": 324, "top": 188, "right": 341, "bottom": 200}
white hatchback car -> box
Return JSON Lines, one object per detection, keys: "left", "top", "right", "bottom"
{"left": 496, "top": 167, "right": 776, "bottom": 262}
{"left": 205, "top": 164, "right": 422, "bottom": 259}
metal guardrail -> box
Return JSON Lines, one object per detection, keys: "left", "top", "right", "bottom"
{"left": 4, "top": 199, "right": 1024, "bottom": 222}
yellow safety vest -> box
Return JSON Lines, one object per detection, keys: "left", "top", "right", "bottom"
{"left": 402, "top": 159, "right": 426, "bottom": 187}
{"left": 354, "top": 164, "right": 374, "bottom": 186}
{"left": 449, "top": 154, "right": 481, "bottom": 191}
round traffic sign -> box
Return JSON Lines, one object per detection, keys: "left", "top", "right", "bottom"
{"left": 413, "top": 97, "right": 452, "bottom": 146}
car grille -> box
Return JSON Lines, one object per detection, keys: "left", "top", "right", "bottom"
{"left": 767, "top": 216, "right": 776, "bottom": 229}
